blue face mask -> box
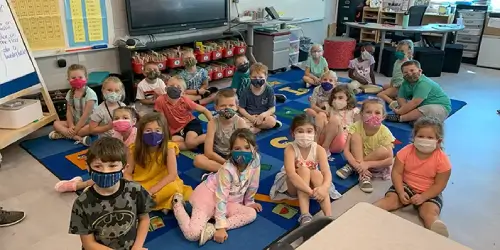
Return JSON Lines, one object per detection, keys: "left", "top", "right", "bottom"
{"left": 90, "top": 169, "right": 123, "bottom": 188}
{"left": 143, "top": 132, "right": 164, "bottom": 146}
{"left": 321, "top": 82, "right": 333, "bottom": 91}
{"left": 231, "top": 151, "right": 254, "bottom": 166}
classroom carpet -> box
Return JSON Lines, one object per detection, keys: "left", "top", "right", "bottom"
{"left": 20, "top": 68, "right": 467, "bottom": 250}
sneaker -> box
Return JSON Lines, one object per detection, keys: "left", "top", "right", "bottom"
{"left": 275, "top": 94, "right": 287, "bottom": 103}
{"left": 172, "top": 192, "right": 184, "bottom": 207}
{"left": 385, "top": 114, "right": 401, "bottom": 122}
{"left": 298, "top": 213, "right": 313, "bottom": 225}
{"left": 48, "top": 131, "right": 65, "bottom": 140}
{"left": 0, "top": 208, "right": 26, "bottom": 227}
{"left": 201, "top": 173, "right": 210, "bottom": 182}
{"left": 54, "top": 176, "right": 83, "bottom": 193}
{"left": 81, "top": 136, "right": 92, "bottom": 146}
{"left": 273, "top": 120, "right": 282, "bottom": 129}
{"left": 389, "top": 101, "right": 399, "bottom": 110}
{"left": 430, "top": 220, "right": 449, "bottom": 237}
{"left": 336, "top": 164, "right": 354, "bottom": 179}
{"left": 199, "top": 223, "right": 216, "bottom": 246}
{"left": 359, "top": 177, "right": 373, "bottom": 193}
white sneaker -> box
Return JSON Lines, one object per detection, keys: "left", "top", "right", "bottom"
{"left": 336, "top": 164, "right": 354, "bottom": 179}
{"left": 430, "top": 220, "right": 449, "bottom": 237}
{"left": 199, "top": 223, "right": 216, "bottom": 246}
{"left": 359, "top": 178, "right": 373, "bottom": 193}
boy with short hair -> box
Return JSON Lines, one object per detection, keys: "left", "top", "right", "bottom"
{"left": 180, "top": 55, "right": 218, "bottom": 105}
{"left": 238, "top": 63, "right": 281, "bottom": 133}
{"left": 136, "top": 61, "right": 166, "bottom": 116}
{"left": 69, "top": 137, "right": 154, "bottom": 250}
{"left": 155, "top": 75, "right": 213, "bottom": 150}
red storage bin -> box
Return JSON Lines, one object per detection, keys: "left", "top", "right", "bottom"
{"left": 212, "top": 67, "right": 224, "bottom": 80}
{"left": 132, "top": 61, "right": 143, "bottom": 74}
{"left": 234, "top": 45, "right": 247, "bottom": 55}
{"left": 224, "top": 65, "right": 235, "bottom": 77}
{"left": 223, "top": 47, "right": 234, "bottom": 58}
{"left": 212, "top": 49, "right": 223, "bottom": 60}
{"left": 167, "top": 57, "right": 183, "bottom": 68}
{"left": 323, "top": 36, "right": 356, "bottom": 70}
{"left": 155, "top": 61, "right": 167, "bottom": 71}
{"left": 196, "top": 52, "right": 211, "bottom": 63}
{"left": 206, "top": 68, "right": 213, "bottom": 82}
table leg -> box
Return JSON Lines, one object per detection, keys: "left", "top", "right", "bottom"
{"left": 377, "top": 30, "right": 386, "bottom": 73}
{"left": 246, "top": 25, "right": 257, "bottom": 63}
{"left": 345, "top": 26, "right": 350, "bottom": 37}
{"left": 440, "top": 32, "right": 449, "bottom": 51}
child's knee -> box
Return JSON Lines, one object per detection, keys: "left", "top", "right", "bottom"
{"left": 247, "top": 206, "right": 257, "bottom": 221}
{"left": 185, "top": 138, "right": 199, "bottom": 149}
{"left": 261, "top": 116, "right": 276, "bottom": 128}
{"left": 296, "top": 167, "right": 310, "bottom": 178}
{"left": 193, "top": 154, "right": 206, "bottom": 167}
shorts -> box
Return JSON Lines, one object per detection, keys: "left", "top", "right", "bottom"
{"left": 417, "top": 104, "right": 449, "bottom": 122}
{"left": 242, "top": 114, "right": 276, "bottom": 128}
{"left": 386, "top": 183, "right": 443, "bottom": 211}
{"left": 173, "top": 119, "right": 203, "bottom": 138}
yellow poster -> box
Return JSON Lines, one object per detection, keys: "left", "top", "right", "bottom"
{"left": 11, "top": 0, "right": 65, "bottom": 51}
{"left": 84, "top": 0, "right": 103, "bottom": 41}
{"left": 69, "top": 0, "right": 85, "bottom": 43}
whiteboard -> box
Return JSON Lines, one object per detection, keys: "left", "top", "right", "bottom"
{"left": 232, "top": 0, "right": 326, "bottom": 21}
{"left": 0, "top": 0, "right": 39, "bottom": 99}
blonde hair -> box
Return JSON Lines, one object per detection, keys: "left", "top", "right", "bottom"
{"left": 169, "top": 75, "right": 187, "bottom": 89}
{"left": 215, "top": 88, "right": 237, "bottom": 105}
{"left": 361, "top": 97, "right": 387, "bottom": 115}
{"left": 67, "top": 64, "right": 87, "bottom": 78}
{"left": 310, "top": 44, "right": 323, "bottom": 53}
{"left": 397, "top": 40, "right": 414, "bottom": 59}
{"left": 321, "top": 70, "right": 337, "bottom": 81}
{"left": 412, "top": 117, "right": 444, "bottom": 148}
{"left": 102, "top": 76, "right": 126, "bottom": 102}
{"left": 249, "top": 62, "right": 268, "bottom": 77}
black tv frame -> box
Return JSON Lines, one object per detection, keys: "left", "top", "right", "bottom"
{"left": 125, "top": 0, "right": 229, "bottom": 36}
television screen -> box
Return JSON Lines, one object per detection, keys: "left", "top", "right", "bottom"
{"left": 126, "top": 0, "right": 228, "bottom": 35}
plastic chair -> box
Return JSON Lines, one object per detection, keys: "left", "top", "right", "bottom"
{"left": 268, "top": 217, "right": 334, "bottom": 250}
{"left": 391, "top": 5, "right": 428, "bottom": 43}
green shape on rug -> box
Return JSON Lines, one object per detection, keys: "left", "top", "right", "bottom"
{"left": 275, "top": 107, "right": 304, "bottom": 120}
{"left": 180, "top": 151, "right": 198, "bottom": 160}
{"left": 198, "top": 113, "right": 208, "bottom": 122}
{"left": 261, "top": 163, "right": 272, "bottom": 171}
{"left": 272, "top": 204, "right": 298, "bottom": 219}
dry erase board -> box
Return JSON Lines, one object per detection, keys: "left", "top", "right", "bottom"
{"left": 0, "top": 0, "right": 40, "bottom": 99}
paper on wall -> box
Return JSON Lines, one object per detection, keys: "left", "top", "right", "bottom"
{"left": 488, "top": 18, "right": 500, "bottom": 29}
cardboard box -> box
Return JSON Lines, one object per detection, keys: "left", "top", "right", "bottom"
{"left": 327, "top": 23, "right": 337, "bottom": 37}
{"left": 484, "top": 17, "right": 500, "bottom": 36}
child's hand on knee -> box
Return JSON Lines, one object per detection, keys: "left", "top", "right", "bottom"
{"left": 398, "top": 192, "right": 411, "bottom": 205}
{"left": 312, "top": 186, "right": 328, "bottom": 202}
{"left": 247, "top": 203, "right": 263, "bottom": 212}
{"left": 410, "top": 194, "right": 426, "bottom": 206}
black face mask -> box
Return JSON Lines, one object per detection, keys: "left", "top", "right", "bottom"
{"left": 166, "top": 86, "right": 181, "bottom": 99}
{"left": 250, "top": 78, "right": 265, "bottom": 87}
{"left": 237, "top": 62, "right": 249, "bottom": 73}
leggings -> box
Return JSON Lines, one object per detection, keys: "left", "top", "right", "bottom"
{"left": 173, "top": 183, "right": 257, "bottom": 241}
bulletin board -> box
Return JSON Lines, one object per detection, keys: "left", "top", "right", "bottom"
{"left": 9, "top": 0, "right": 109, "bottom": 53}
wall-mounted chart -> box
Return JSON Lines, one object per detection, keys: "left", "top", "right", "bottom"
{"left": 64, "top": 0, "right": 108, "bottom": 47}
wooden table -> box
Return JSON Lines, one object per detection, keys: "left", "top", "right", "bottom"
{"left": 297, "top": 202, "right": 471, "bottom": 250}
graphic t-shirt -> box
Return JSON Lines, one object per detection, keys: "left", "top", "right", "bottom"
{"left": 69, "top": 180, "right": 155, "bottom": 250}
{"left": 239, "top": 84, "right": 275, "bottom": 115}
{"left": 135, "top": 78, "right": 166, "bottom": 114}
{"left": 179, "top": 67, "right": 208, "bottom": 90}
{"left": 348, "top": 57, "right": 375, "bottom": 84}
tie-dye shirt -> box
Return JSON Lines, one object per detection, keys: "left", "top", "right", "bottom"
{"left": 205, "top": 154, "right": 261, "bottom": 229}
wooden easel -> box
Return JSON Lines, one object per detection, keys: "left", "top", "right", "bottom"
{"left": 0, "top": 0, "right": 58, "bottom": 166}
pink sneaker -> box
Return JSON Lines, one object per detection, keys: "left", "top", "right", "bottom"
{"left": 54, "top": 176, "right": 83, "bottom": 193}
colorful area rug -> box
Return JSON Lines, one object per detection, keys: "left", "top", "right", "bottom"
{"left": 20, "top": 68, "right": 467, "bottom": 250}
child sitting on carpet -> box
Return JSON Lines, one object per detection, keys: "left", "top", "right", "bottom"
{"left": 49, "top": 64, "right": 98, "bottom": 146}
{"left": 88, "top": 77, "right": 126, "bottom": 138}
{"left": 135, "top": 61, "right": 166, "bottom": 116}
{"left": 193, "top": 89, "right": 247, "bottom": 172}
{"left": 303, "top": 44, "right": 329, "bottom": 88}
{"left": 316, "top": 85, "right": 359, "bottom": 155}
{"left": 172, "top": 128, "right": 261, "bottom": 246}
{"left": 54, "top": 107, "right": 138, "bottom": 193}
{"left": 305, "top": 70, "right": 338, "bottom": 119}
{"left": 374, "top": 117, "right": 451, "bottom": 237}
{"left": 69, "top": 137, "right": 154, "bottom": 250}
{"left": 180, "top": 55, "right": 218, "bottom": 105}
{"left": 125, "top": 113, "right": 193, "bottom": 213}
{"left": 154, "top": 75, "right": 213, "bottom": 150}
{"left": 238, "top": 63, "right": 281, "bottom": 133}
{"left": 378, "top": 40, "right": 414, "bottom": 106}
{"left": 337, "top": 97, "right": 394, "bottom": 193}
{"left": 348, "top": 43, "right": 377, "bottom": 93}
{"left": 270, "top": 114, "right": 341, "bottom": 225}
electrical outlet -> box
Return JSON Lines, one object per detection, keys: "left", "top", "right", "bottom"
{"left": 232, "top": 0, "right": 239, "bottom": 3}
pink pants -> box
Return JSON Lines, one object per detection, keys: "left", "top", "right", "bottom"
{"left": 173, "top": 183, "right": 257, "bottom": 241}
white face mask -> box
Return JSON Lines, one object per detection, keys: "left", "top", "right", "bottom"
{"left": 413, "top": 138, "right": 437, "bottom": 153}
{"left": 294, "top": 133, "right": 315, "bottom": 148}
{"left": 312, "top": 51, "right": 322, "bottom": 58}
{"left": 361, "top": 50, "right": 372, "bottom": 61}
{"left": 333, "top": 99, "right": 347, "bottom": 110}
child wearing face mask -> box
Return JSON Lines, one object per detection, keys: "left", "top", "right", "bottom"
{"left": 125, "top": 113, "right": 193, "bottom": 213}
{"left": 305, "top": 70, "right": 338, "bottom": 119}
{"left": 303, "top": 44, "right": 329, "bottom": 88}
{"left": 172, "top": 128, "right": 261, "bottom": 246}
{"left": 316, "top": 85, "right": 359, "bottom": 156}
{"left": 180, "top": 56, "right": 218, "bottom": 105}
{"left": 88, "top": 77, "right": 126, "bottom": 139}
{"left": 193, "top": 89, "right": 247, "bottom": 172}
{"left": 348, "top": 43, "right": 377, "bottom": 93}
{"left": 69, "top": 137, "right": 154, "bottom": 250}
{"left": 238, "top": 63, "right": 281, "bottom": 133}
{"left": 136, "top": 61, "right": 166, "bottom": 116}
{"left": 375, "top": 117, "right": 451, "bottom": 237}
{"left": 154, "top": 75, "right": 213, "bottom": 151}
{"left": 338, "top": 98, "right": 395, "bottom": 193}
{"left": 378, "top": 40, "right": 414, "bottom": 106}
{"left": 270, "top": 114, "right": 339, "bottom": 225}
{"left": 49, "top": 64, "right": 98, "bottom": 146}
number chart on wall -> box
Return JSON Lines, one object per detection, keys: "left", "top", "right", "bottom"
{"left": 0, "top": 0, "right": 40, "bottom": 99}
{"left": 64, "top": 0, "right": 108, "bottom": 47}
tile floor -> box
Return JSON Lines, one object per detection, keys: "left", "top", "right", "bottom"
{"left": 1, "top": 64, "right": 499, "bottom": 250}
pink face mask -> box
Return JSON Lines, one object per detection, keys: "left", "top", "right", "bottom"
{"left": 363, "top": 114, "right": 383, "bottom": 127}
{"left": 69, "top": 78, "right": 87, "bottom": 89}
{"left": 113, "top": 119, "right": 132, "bottom": 133}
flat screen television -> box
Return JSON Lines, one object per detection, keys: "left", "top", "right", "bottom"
{"left": 125, "top": 0, "right": 229, "bottom": 36}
